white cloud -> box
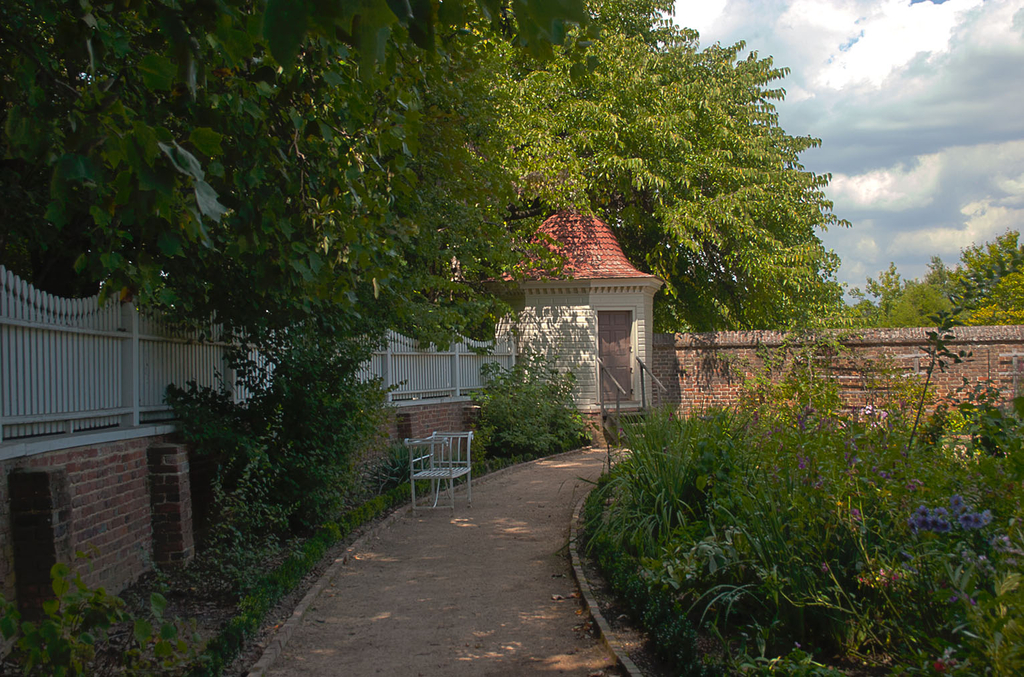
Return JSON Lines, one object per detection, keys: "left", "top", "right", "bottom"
{"left": 888, "top": 199, "right": 1024, "bottom": 255}
{"left": 672, "top": 0, "right": 1024, "bottom": 293}
{"left": 671, "top": 0, "right": 729, "bottom": 36}
{"left": 809, "top": 0, "right": 985, "bottom": 90}
{"left": 830, "top": 154, "right": 943, "bottom": 211}
{"left": 995, "top": 173, "right": 1024, "bottom": 205}
{"left": 855, "top": 236, "right": 879, "bottom": 259}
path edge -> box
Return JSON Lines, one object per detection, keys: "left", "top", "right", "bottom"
{"left": 569, "top": 485, "right": 644, "bottom": 677}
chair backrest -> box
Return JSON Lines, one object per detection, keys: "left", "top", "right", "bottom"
{"left": 433, "top": 431, "right": 472, "bottom": 467}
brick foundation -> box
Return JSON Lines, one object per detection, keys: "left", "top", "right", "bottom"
{"left": 7, "top": 469, "right": 71, "bottom": 619}
{"left": 1, "top": 434, "right": 176, "bottom": 607}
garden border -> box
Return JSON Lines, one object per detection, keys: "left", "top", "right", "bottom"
{"left": 569, "top": 485, "right": 643, "bottom": 677}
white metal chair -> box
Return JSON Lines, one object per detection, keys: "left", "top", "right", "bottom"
{"left": 405, "top": 431, "right": 473, "bottom": 513}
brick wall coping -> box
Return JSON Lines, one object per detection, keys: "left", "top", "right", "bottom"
{"left": 655, "top": 325, "right": 1024, "bottom": 350}
{"left": 0, "top": 423, "right": 178, "bottom": 462}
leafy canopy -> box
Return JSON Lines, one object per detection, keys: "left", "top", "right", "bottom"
{"left": 0, "top": 0, "right": 587, "bottom": 342}
{"left": 493, "top": 0, "right": 847, "bottom": 331}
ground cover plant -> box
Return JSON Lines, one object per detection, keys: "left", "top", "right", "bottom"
{"left": 586, "top": 368, "right": 1024, "bottom": 674}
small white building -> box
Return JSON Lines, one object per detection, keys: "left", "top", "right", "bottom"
{"left": 506, "top": 213, "right": 663, "bottom": 412}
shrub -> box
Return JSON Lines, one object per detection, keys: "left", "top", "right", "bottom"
{"left": 471, "top": 351, "right": 589, "bottom": 459}
{"left": 168, "top": 325, "right": 387, "bottom": 592}
{"left": 0, "top": 560, "right": 198, "bottom": 676}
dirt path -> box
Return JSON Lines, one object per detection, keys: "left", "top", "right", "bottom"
{"left": 264, "top": 447, "right": 621, "bottom": 676}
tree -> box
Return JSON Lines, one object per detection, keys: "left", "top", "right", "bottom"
{"left": 492, "top": 0, "right": 846, "bottom": 331}
{"left": 953, "top": 230, "right": 1024, "bottom": 326}
{"left": 1, "top": 0, "right": 587, "bottom": 342}
{"left": 849, "top": 261, "right": 951, "bottom": 328}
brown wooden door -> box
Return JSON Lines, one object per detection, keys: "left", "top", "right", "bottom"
{"left": 598, "top": 311, "right": 632, "bottom": 402}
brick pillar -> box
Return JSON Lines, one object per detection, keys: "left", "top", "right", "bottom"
{"left": 396, "top": 411, "right": 413, "bottom": 439}
{"left": 147, "top": 444, "right": 194, "bottom": 567}
{"left": 8, "top": 469, "right": 71, "bottom": 619}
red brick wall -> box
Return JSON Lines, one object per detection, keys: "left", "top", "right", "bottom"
{"left": 651, "top": 326, "right": 1024, "bottom": 414}
{"left": 1, "top": 434, "right": 176, "bottom": 604}
{"left": 385, "top": 401, "right": 479, "bottom": 442}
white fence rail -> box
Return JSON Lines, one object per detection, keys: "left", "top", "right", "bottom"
{"left": 1, "top": 266, "right": 514, "bottom": 448}
{"left": 365, "top": 331, "right": 515, "bottom": 403}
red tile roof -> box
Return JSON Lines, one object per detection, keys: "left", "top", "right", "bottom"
{"left": 533, "top": 212, "right": 656, "bottom": 280}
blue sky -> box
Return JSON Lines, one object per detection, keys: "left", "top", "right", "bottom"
{"left": 672, "top": 0, "right": 1024, "bottom": 293}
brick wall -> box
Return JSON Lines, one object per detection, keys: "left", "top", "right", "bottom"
{"left": 651, "top": 326, "right": 1024, "bottom": 414}
{"left": 385, "top": 400, "right": 479, "bottom": 442}
{"left": 1, "top": 434, "right": 178, "bottom": 605}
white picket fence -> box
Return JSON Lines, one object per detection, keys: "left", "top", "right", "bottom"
{"left": 0, "top": 266, "right": 514, "bottom": 451}
{"left": 364, "top": 331, "right": 516, "bottom": 402}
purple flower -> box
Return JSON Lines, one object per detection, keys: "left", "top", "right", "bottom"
{"left": 851, "top": 508, "right": 862, "bottom": 521}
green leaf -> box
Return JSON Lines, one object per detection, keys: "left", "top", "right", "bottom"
{"left": 42, "top": 599, "right": 60, "bottom": 617}
{"left": 157, "top": 231, "right": 183, "bottom": 257}
{"left": 150, "top": 592, "right": 168, "bottom": 617}
{"left": 264, "top": 0, "right": 309, "bottom": 70}
{"left": 158, "top": 141, "right": 205, "bottom": 180}
{"left": 215, "top": 26, "right": 255, "bottom": 65}
{"left": 154, "top": 639, "right": 173, "bottom": 657}
{"left": 138, "top": 54, "right": 177, "bottom": 91}
{"left": 188, "top": 128, "right": 224, "bottom": 157}
{"left": 134, "top": 618, "right": 153, "bottom": 645}
{"left": 0, "top": 615, "right": 17, "bottom": 639}
{"left": 56, "top": 154, "right": 98, "bottom": 183}
{"left": 407, "top": 0, "right": 435, "bottom": 51}
{"left": 159, "top": 621, "right": 178, "bottom": 640}
{"left": 194, "top": 180, "right": 228, "bottom": 222}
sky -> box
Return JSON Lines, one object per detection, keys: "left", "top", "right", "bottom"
{"left": 671, "top": 0, "right": 1024, "bottom": 294}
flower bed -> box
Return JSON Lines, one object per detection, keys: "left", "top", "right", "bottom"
{"left": 584, "top": 398, "right": 1024, "bottom": 675}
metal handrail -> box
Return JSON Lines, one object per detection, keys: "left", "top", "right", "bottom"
{"left": 595, "top": 356, "right": 625, "bottom": 469}
{"left": 635, "top": 356, "right": 667, "bottom": 392}
{"left": 635, "top": 356, "right": 667, "bottom": 410}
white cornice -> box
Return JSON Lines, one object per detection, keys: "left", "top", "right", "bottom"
{"left": 519, "top": 277, "right": 663, "bottom": 297}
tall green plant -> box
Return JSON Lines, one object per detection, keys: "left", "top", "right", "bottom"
{"left": 589, "top": 407, "right": 746, "bottom": 560}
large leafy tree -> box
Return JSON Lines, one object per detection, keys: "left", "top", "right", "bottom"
{"left": 1, "top": 0, "right": 586, "bottom": 342}
{"left": 493, "top": 0, "right": 847, "bottom": 331}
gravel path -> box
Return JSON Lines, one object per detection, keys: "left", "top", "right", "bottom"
{"left": 263, "top": 447, "right": 622, "bottom": 676}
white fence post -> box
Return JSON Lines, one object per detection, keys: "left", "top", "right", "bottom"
{"left": 120, "top": 301, "right": 140, "bottom": 428}
{"left": 453, "top": 340, "right": 462, "bottom": 398}
{"left": 384, "top": 336, "right": 394, "bottom": 403}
